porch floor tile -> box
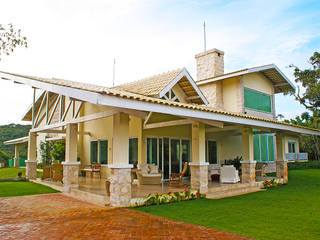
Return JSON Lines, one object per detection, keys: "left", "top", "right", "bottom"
{"left": 0, "top": 193, "right": 253, "bottom": 240}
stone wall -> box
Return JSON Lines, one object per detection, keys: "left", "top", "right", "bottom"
{"left": 199, "top": 81, "right": 224, "bottom": 109}
{"left": 190, "top": 164, "right": 208, "bottom": 193}
{"left": 109, "top": 168, "right": 131, "bottom": 207}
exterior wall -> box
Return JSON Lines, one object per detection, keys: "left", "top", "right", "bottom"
{"left": 195, "top": 49, "right": 224, "bottom": 81}
{"left": 222, "top": 77, "right": 240, "bottom": 113}
{"left": 242, "top": 73, "right": 275, "bottom": 119}
{"left": 220, "top": 135, "right": 242, "bottom": 163}
{"left": 198, "top": 81, "right": 223, "bottom": 109}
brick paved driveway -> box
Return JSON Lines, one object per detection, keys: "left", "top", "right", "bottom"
{"left": 0, "top": 193, "right": 252, "bottom": 240}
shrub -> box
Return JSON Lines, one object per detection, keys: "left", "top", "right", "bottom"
{"left": 288, "top": 160, "right": 320, "bottom": 170}
{"left": 132, "top": 190, "right": 206, "bottom": 207}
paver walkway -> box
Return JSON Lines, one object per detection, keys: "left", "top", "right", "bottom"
{"left": 0, "top": 193, "right": 253, "bottom": 240}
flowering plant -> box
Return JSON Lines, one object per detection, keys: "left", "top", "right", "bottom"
{"left": 263, "top": 179, "right": 282, "bottom": 189}
{"left": 131, "top": 189, "right": 206, "bottom": 207}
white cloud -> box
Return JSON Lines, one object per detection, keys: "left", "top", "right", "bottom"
{"left": 0, "top": 0, "right": 319, "bottom": 124}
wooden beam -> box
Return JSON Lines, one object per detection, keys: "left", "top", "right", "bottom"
{"left": 74, "top": 101, "right": 83, "bottom": 119}
{"left": 143, "top": 112, "right": 153, "bottom": 128}
{"left": 31, "top": 109, "right": 119, "bottom": 133}
{"left": 206, "top": 125, "right": 242, "bottom": 133}
{"left": 196, "top": 119, "right": 224, "bottom": 128}
{"left": 34, "top": 91, "right": 48, "bottom": 127}
{"left": 144, "top": 119, "right": 192, "bottom": 129}
{"left": 116, "top": 108, "right": 148, "bottom": 119}
{"left": 186, "top": 96, "right": 201, "bottom": 100}
{"left": 37, "top": 129, "right": 91, "bottom": 136}
{"left": 61, "top": 99, "right": 72, "bottom": 122}
{"left": 46, "top": 92, "right": 49, "bottom": 124}
{"left": 48, "top": 95, "right": 61, "bottom": 124}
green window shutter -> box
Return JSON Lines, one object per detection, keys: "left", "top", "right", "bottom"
{"left": 260, "top": 135, "right": 268, "bottom": 162}
{"left": 99, "top": 140, "right": 108, "bottom": 164}
{"left": 253, "top": 135, "right": 261, "bottom": 162}
{"left": 268, "top": 136, "right": 275, "bottom": 161}
{"left": 244, "top": 88, "right": 272, "bottom": 113}
{"left": 90, "top": 141, "right": 98, "bottom": 163}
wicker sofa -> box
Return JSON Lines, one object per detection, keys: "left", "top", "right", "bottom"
{"left": 136, "top": 164, "right": 162, "bottom": 185}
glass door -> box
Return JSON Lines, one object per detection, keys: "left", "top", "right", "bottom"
{"left": 163, "top": 138, "right": 170, "bottom": 179}
{"left": 170, "top": 139, "right": 180, "bottom": 175}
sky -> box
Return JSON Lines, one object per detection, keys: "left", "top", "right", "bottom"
{"left": 0, "top": 0, "right": 319, "bottom": 125}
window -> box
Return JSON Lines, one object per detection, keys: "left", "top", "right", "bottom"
{"left": 244, "top": 88, "right": 272, "bottom": 113}
{"left": 99, "top": 140, "right": 108, "bottom": 164}
{"left": 288, "top": 142, "right": 296, "bottom": 153}
{"left": 91, "top": 140, "right": 108, "bottom": 164}
{"left": 129, "top": 138, "right": 138, "bottom": 165}
{"left": 161, "top": 89, "right": 180, "bottom": 102}
{"left": 90, "top": 141, "right": 98, "bottom": 163}
{"left": 147, "top": 138, "right": 158, "bottom": 164}
{"left": 253, "top": 134, "right": 275, "bottom": 162}
{"left": 205, "top": 140, "right": 217, "bottom": 164}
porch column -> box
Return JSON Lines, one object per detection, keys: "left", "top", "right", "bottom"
{"left": 190, "top": 122, "right": 208, "bottom": 193}
{"left": 241, "top": 128, "right": 256, "bottom": 184}
{"left": 276, "top": 133, "right": 288, "bottom": 183}
{"left": 14, "top": 144, "right": 20, "bottom": 168}
{"left": 62, "top": 123, "right": 80, "bottom": 193}
{"left": 25, "top": 132, "right": 37, "bottom": 180}
{"left": 109, "top": 113, "right": 132, "bottom": 207}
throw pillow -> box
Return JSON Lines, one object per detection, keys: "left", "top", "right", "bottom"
{"left": 149, "top": 164, "right": 159, "bottom": 174}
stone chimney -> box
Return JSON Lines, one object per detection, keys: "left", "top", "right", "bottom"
{"left": 195, "top": 48, "right": 224, "bottom": 81}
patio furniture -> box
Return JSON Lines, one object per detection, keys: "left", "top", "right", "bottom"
{"left": 41, "top": 163, "right": 52, "bottom": 180}
{"left": 136, "top": 164, "right": 162, "bottom": 185}
{"left": 256, "top": 162, "right": 267, "bottom": 177}
{"left": 220, "top": 165, "right": 240, "bottom": 183}
{"left": 208, "top": 164, "right": 220, "bottom": 181}
{"left": 211, "top": 174, "right": 220, "bottom": 182}
{"left": 80, "top": 163, "right": 101, "bottom": 178}
{"left": 52, "top": 163, "right": 63, "bottom": 182}
{"left": 169, "top": 162, "right": 188, "bottom": 186}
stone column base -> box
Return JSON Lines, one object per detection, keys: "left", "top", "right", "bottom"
{"left": 62, "top": 162, "right": 80, "bottom": 193}
{"left": 276, "top": 160, "right": 288, "bottom": 183}
{"left": 241, "top": 161, "right": 256, "bottom": 184}
{"left": 108, "top": 164, "right": 133, "bottom": 207}
{"left": 25, "top": 160, "right": 37, "bottom": 180}
{"left": 189, "top": 162, "right": 209, "bottom": 193}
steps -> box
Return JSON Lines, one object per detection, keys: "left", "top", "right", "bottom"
{"left": 206, "top": 183, "right": 263, "bottom": 199}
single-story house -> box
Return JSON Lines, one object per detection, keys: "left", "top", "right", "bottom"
{"left": 1, "top": 48, "right": 319, "bottom": 206}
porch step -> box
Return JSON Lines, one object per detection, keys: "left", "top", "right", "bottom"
{"left": 68, "top": 188, "right": 109, "bottom": 207}
{"left": 208, "top": 182, "right": 252, "bottom": 193}
{"left": 206, "top": 186, "right": 263, "bottom": 199}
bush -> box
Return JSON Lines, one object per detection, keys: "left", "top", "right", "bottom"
{"left": 288, "top": 160, "right": 320, "bottom": 170}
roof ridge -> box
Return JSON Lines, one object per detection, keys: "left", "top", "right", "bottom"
{"left": 113, "top": 68, "right": 184, "bottom": 88}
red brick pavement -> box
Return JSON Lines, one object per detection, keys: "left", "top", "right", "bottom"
{"left": 0, "top": 194, "right": 253, "bottom": 240}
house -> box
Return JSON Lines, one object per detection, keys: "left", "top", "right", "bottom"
{"left": 1, "top": 48, "right": 319, "bottom": 207}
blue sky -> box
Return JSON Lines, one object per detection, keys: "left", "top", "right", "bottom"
{"left": 0, "top": 0, "right": 319, "bottom": 124}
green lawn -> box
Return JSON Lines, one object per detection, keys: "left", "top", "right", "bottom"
{"left": 0, "top": 167, "right": 42, "bottom": 178}
{"left": 136, "top": 170, "right": 320, "bottom": 240}
{"left": 0, "top": 167, "right": 58, "bottom": 197}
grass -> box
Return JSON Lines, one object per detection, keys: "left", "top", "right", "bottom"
{"left": 0, "top": 167, "right": 57, "bottom": 197}
{"left": 136, "top": 170, "right": 320, "bottom": 240}
{"left": 0, "top": 167, "right": 42, "bottom": 178}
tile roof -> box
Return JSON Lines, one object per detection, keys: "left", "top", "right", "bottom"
{"left": 112, "top": 68, "right": 184, "bottom": 96}
{"left": 0, "top": 70, "right": 319, "bottom": 133}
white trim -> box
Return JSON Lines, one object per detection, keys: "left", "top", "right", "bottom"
{"left": 62, "top": 161, "right": 81, "bottom": 165}
{"left": 25, "top": 160, "right": 38, "bottom": 163}
{"left": 189, "top": 162, "right": 209, "bottom": 166}
{"left": 107, "top": 164, "right": 133, "bottom": 169}
{"left": 159, "top": 68, "right": 208, "bottom": 105}
{"left": 144, "top": 119, "right": 193, "bottom": 129}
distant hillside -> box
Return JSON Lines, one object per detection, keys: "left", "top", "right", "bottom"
{"left": 0, "top": 124, "right": 31, "bottom": 155}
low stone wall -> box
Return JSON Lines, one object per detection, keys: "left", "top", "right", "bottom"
{"left": 264, "top": 162, "right": 276, "bottom": 173}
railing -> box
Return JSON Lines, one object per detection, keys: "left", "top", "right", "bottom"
{"left": 285, "top": 153, "right": 308, "bottom": 161}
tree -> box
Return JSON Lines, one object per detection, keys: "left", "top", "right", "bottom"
{"left": 286, "top": 52, "right": 320, "bottom": 160}
{"left": 289, "top": 52, "right": 320, "bottom": 115}
{"left": 0, "top": 23, "right": 27, "bottom": 61}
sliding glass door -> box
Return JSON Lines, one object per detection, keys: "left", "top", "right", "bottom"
{"left": 146, "top": 137, "right": 190, "bottom": 180}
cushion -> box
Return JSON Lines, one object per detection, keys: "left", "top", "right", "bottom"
{"left": 140, "top": 164, "right": 149, "bottom": 174}
{"left": 149, "top": 164, "right": 159, "bottom": 174}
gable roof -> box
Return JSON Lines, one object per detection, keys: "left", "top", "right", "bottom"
{"left": 0, "top": 70, "right": 319, "bottom": 136}
{"left": 196, "top": 64, "right": 295, "bottom": 94}
{"left": 113, "top": 68, "right": 208, "bottom": 105}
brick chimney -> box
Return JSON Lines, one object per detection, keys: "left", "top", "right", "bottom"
{"left": 195, "top": 48, "right": 224, "bottom": 81}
